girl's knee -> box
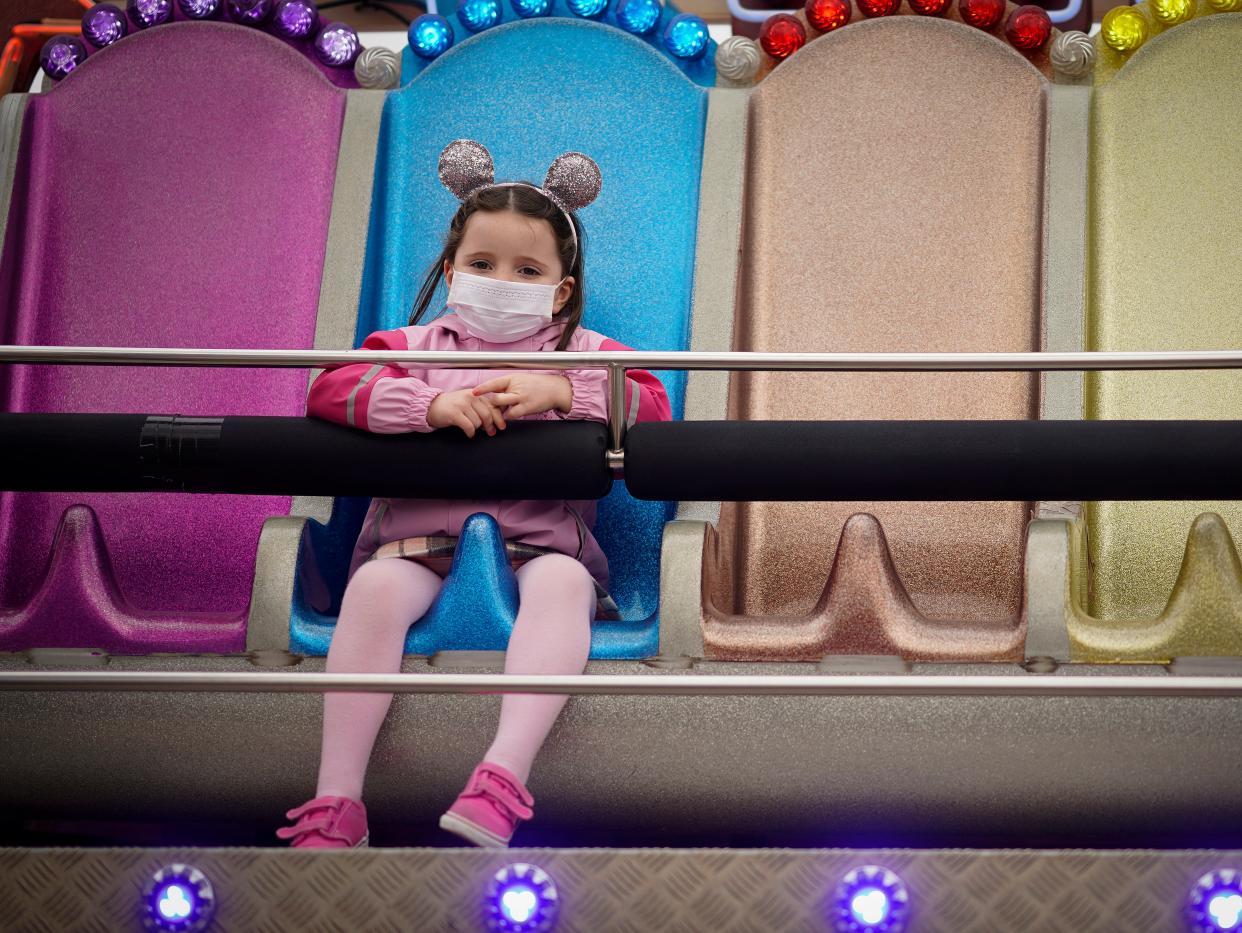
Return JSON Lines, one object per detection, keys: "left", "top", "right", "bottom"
{"left": 345, "top": 558, "right": 400, "bottom": 597}
{"left": 519, "top": 553, "right": 596, "bottom": 610}
{"left": 524, "top": 552, "right": 591, "bottom": 583}
{"left": 342, "top": 558, "right": 440, "bottom": 616}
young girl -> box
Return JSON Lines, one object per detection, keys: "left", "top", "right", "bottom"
{"left": 277, "top": 140, "right": 671, "bottom": 849}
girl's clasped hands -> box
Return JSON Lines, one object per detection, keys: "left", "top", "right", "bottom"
{"left": 427, "top": 373, "right": 573, "bottom": 437}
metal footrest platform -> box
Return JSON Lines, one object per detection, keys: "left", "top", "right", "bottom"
{"left": 2, "top": 846, "right": 1238, "bottom": 932}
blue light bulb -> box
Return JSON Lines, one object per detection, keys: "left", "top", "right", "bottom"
{"left": 457, "top": 0, "right": 502, "bottom": 32}
{"left": 511, "top": 0, "right": 552, "bottom": 15}
{"left": 615, "top": 0, "right": 661, "bottom": 34}
{"left": 662, "top": 12, "right": 709, "bottom": 60}
{"left": 408, "top": 14, "right": 454, "bottom": 58}
{"left": 566, "top": 0, "right": 609, "bottom": 18}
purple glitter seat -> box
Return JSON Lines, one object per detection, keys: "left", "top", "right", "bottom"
{"left": 0, "top": 23, "right": 346, "bottom": 653}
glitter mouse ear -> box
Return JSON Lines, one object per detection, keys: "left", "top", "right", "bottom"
{"left": 438, "top": 139, "right": 495, "bottom": 201}
{"left": 543, "top": 152, "right": 602, "bottom": 213}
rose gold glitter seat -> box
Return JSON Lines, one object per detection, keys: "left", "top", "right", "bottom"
{"left": 698, "top": 18, "right": 1048, "bottom": 661}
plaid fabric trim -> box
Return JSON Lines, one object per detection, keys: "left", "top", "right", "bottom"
{"left": 369, "top": 536, "right": 620, "bottom": 621}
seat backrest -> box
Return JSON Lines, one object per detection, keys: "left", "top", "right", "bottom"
{"left": 716, "top": 18, "right": 1045, "bottom": 637}
{"left": 0, "top": 23, "right": 347, "bottom": 651}
{"left": 352, "top": 18, "right": 707, "bottom": 621}
{"left": 1084, "top": 14, "right": 1242, "bottom": 620}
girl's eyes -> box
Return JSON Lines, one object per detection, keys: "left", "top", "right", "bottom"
{"left": 465, "top": 260, "right": 540, "bottom": 276}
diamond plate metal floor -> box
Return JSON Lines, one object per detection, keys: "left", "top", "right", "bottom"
{"left": 1, "top": 847, "right": 1236, "bottom": 932}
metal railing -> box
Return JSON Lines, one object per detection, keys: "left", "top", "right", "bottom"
{"left": 5, "top": 344, "right": 1242, "bottom": 696}
{"left": 6, "top": 345, "right": 1242, "bottom": 371}
{"left": 0, "top": 671, "right": 1240, "bottom": 697}
{"left": 7, "top": 344, "right": 1242, "bottom": 466}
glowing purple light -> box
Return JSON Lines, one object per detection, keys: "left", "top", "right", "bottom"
{"left": 127, "top": 0, "right": 174, "bottom": 28}
{"left": 81, "top": 5, "right": 129, "bottom": 48}
{"left": 486, "top": 863, "right": 559, "bottom": 931}
{"left": 313, "top": 22, "right": 361, "bottom": 67}
{"left": 1189, "top": 871, "right": 1242, "bottom": 933}
{"left": 39, "top": 36, "right": 88, "bottom": 81}
{"left": 157, "top": 884, "right": 194, "bottom": 921}
{"left": 142, "top": 864, "right": 215, "bottom": 931}
{"left": 177, "top": 0, "right": 222, "bottom": 19}
{"left": 831, "top": 866, "right": 909, "bottom": 932}
{"left": 271, "top": 0, "right": 320, "bottom": 37}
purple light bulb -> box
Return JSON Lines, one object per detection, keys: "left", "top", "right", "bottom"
{"left": 39, "top": 35, "right": 88, "bottom": 81}
{"left": 81, "top": 5, "right": 129, "bottom": 48}
{"left": 178, "top": 0, "right": 223, "bottom": 19}
{"left": 225, "top": 0, "right": 274, "bottom": 26}
{"left": 127, "top": 0, "right": 174, "bottom": 28}
{"left": 313, "top": 22, "right": 361, "bottom": 67}
{"left": 271, "top": 0, "right": 320, "bottom": 38}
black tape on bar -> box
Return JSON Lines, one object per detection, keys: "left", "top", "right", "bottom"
{"left": 625, "top": 420, "right": 1242, "bottom": 501}
{"left": 0, "top": 414, "right": 612, "bottom": 500}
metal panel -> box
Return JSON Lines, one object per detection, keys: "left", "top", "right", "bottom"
{"left": 2, "top": 655, "right": 1240, "bottom": 844}
{"left": 0, "top": 846, "right": 1233, "bottom": 932}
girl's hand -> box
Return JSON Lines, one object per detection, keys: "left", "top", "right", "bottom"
{"left": 472, "top": 374, "right": 572, "bottom": 419}
{"left": 428, "top": 388, "right": 506, "bottom": 437}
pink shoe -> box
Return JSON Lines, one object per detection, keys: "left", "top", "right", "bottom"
{"left": 276, "top": 796, "right": 369, "bottom": 849}
{"left": 439, "top": 763, "right": 534, "bottom": 848}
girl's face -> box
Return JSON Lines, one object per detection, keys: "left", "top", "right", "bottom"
{"left": 444, "top": 208, "right": 575, "bottom": 313}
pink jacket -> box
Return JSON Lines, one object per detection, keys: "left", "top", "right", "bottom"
{"left": 307, "top": 313, "right": 671, "bottom": 586}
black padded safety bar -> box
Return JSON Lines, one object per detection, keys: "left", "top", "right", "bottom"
{"left": 0, "top": 414, "right": 613, "bottom": 500}
{"left": 624, "top": 420, "right": 1242, "bottom": 501}
{"left": 9, "top": 415, "right": 1242, "bottom": 502}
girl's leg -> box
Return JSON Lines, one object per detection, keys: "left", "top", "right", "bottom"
{"left": 315, "top": 558, "right": 443, "bottom": 800}
{"left": 482, "top": 553, "right": 596, "bottom": 783}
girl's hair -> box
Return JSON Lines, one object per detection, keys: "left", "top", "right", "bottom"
{"left": 409, "top": 184, "right": 586, "bottom": 351}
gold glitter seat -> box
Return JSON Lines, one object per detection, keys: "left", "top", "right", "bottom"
{"left": 1062, "top": 513, "right": 1242, "bottom": 662}
{"left": 1070, "top": 13, "right": 1242, "bottom": 661}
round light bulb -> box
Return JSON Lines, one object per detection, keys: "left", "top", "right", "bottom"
{"left": 1149, "top": 0, "right": 1195, "bottom": 25}
{"left": 1101, "top": 5, "right": 1149, "bottom": 52}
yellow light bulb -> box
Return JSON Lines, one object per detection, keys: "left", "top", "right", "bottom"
{"left": 1149, "top": 0, "right": 1195, "bottom": 24}
{"left": 1102, "top": 5, "right": 1150, "bottom": 52}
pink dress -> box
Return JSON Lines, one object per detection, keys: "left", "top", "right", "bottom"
{"left": 307, "top": 313, "right": 671, "bottom": 587}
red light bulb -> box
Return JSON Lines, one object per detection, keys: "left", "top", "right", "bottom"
{"left": 857, "top": 0, "right": 899, "bottom": 15}
{"left": 759, "top": 13, "right": 807, "bottom": 59}
{"left": 1005, "top": 3, "right": 1052, "bottom": 49}
{"left": 909, "top": 0, "right": 951, "bottom": 13}
{"left": 958, "top": 0, "right": 1005, "bottom": 28}
{"left": 805, "top": 0, "right": 851, "bottom": 31}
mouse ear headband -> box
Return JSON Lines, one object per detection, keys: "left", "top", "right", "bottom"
{"left": 437, "top": 139, "right": 602, "bottom": 265}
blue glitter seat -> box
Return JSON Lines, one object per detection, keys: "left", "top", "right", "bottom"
{"left": 399, "top": 513, "right": 521, "bottom": 653}
{"left": 289, "top": 18, "right": 706, "bottom": 658}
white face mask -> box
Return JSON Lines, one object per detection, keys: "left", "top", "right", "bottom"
{"left": 446, "top": 269, "right": 565, "bottom": 343}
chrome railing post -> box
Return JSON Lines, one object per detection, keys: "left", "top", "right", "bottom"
{"left": 607, "top": 363, "right": 626, "bottom": 469}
